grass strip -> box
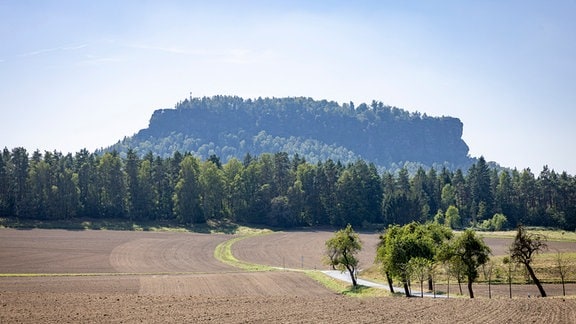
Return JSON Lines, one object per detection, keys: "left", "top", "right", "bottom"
{"left": 214, "top": 233, "right": 393, "bottom": 297}
{"left": 213, "top": 235, "right": 275, "bottom": 271}
{"left": 0, "top": 217, "right": 269, "bottom": 234}
{"left": 477, "top": 229, "right": 576, "bottom": 242}
{"left": 304, "top": 270, "right": 391, "bottom": 297}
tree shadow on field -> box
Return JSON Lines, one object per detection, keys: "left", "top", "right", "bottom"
{"left": 0, "top": 217, "right": 86, "bottom": 231}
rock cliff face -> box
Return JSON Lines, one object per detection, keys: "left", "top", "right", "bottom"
{"left": 107, "top": 96, "right": 472, "bottom": 170}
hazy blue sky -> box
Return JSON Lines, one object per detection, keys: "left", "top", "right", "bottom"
{"left": 1, "top": 1, "right": 575, "bottom": 174}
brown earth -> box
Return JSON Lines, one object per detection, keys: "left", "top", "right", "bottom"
{"left": 232, "top": 230, "right": 382, "bottom": 270}
{"left": 481, "top": 236, "right": 576, "bottom": 256}
{"left": 234, "top": 231, "right": 576, "bottom": 298}
{"left": 2, "top": 291, "right": 576, "bottom": 323}
{"left": 1, "top": 228, "right": 576, "bottom": 323}
{"left": 0, "top": 229, "right": 237, "bottom": 274}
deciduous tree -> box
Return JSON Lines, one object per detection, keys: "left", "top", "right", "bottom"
{"left": 376, "top": 223, "right": 437, "bottom": 297}
{"left": 324, "top": 224, "right": 362, "bottom": 287}
{"left": 510, "top": 225, "right": 548, "bottom": 297}
{"left": 555, "top": 250, "right": 571, "bottom": 297}
{"left": 451, "top": 229, "right": 491, "bottom": 298}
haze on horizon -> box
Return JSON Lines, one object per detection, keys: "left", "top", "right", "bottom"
{"left": 1, "top": 1, "right": 575, "bottom": 174}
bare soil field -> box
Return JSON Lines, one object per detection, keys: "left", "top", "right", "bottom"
{"left": 1, "top": 228, "right": 576, "bottom": 323}
{"left": 232, "top": 230, "right": 382, "bottom": 270}
{"left": 0, "top": 229, "right": 237, "bottom": 274}
{"left": 481, "top": 236, "right": 576, "bottom": 256}
{"left": 234, "top": 231, "right": 576, "bottom": 298}
{"left": 2, "top": 291, "right": 576, "bottom": 323}
{"left": 233, "top": 230, "right": 576, "bottom": 268}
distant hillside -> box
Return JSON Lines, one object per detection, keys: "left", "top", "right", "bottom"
{"left": 105, "top": 96, "right": 473, "bottom": 170}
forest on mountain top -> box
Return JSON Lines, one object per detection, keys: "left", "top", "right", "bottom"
{"left": 106, "top": 96, "right": 473, "bottom": 171}
{"left": 1, "top": 147, "right": 575, "bottom": 230}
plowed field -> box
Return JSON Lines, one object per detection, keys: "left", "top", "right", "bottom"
{"left": 1, "top": 228, "right": 575, "bottom": 323}
{"left": 232, "top": 230, "right": 381, "bottom": 270}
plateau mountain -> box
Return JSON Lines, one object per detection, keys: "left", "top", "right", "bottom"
{"left": 106, "top": 96, "right": 473, "bottom": 171}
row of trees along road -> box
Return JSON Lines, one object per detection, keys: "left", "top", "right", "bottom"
{"left": 1, "top": 147, "right": 575, "bottom": 230}
{"left": 327, "top": 224, "right": 551, "bottom": 298}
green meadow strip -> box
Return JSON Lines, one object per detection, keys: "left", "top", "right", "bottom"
{"left": 304, "top": 270, "right": 391, "bottom": 297}
{"left": 214, "top": 234, "right": 392, "bottom": 297}
{"left": 477, "top": 229, "right": 576, "bottom": 242}
{"left": 213, "top": 234, "right": 275, "bottom": 272}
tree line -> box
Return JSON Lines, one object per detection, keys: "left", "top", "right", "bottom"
{"left": 329, "top": 223, "right": 554, "bottom": 298}
{"left": 1, "top": 147, "right": 575, "bottom": 231}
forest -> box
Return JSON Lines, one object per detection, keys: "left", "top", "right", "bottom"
{"left": 1, "top": 147, "right": 574, "bottom": 230}
{"left": 106, "top": 96, "right": 472, "bottom": 171}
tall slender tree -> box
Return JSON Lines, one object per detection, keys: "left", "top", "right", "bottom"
{"left": 173, "top": 155, "right": 203, "bottom": 224}
{"left": 510, "top": 225, "right": 548, "bottom": 297}
{"left": 200, "top": 159, "right": 226, "bottom": 220}
{"left": 98, "top": 152, "right": 126, "bottom": 218}
{"left": 10, "top": 147, "right": 29, "bottom": 218}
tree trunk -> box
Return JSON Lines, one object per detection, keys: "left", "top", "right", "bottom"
{"left": 420, "top": 280, "right": 424, "bottom": 298}
{"left": 346, "top": 265, "right": 357, "bottom": 287}
{"left": 447, "top": 275, "right": 450, "bottom": 298}
{"left": 403, "top": 281, "right": 411, "bottom": 297}
{"left": 508, "top": 266, "right": 512, "bottom": 298}
{"left": 467, "top": 279, "right": 474, "bottom": 299}
{"left": 458, "top": 278, "right": 463, "bottom": 295}
{"left": 386, "top": 272, "right": 394, "bottom": 293}
{"left": 428, "top": 275, "right": 433, "bottom": 291}
{"left": 432, "top": 275, "right": 436, "bottom": 298}
{"left": 525, "top": 263, "right": 547, "bottom": 297}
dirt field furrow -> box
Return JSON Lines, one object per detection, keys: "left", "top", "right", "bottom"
{"left": 3, "top": 292, "right": 575, "bottom": 324}
{"left": 481, "top": 237, "right": 576, "bottom": 256}
{"left": 0, "top": 229, "right": 131, "bottom": 273}
{"left": 2, "top": 228, "right": 576, "bottom": 323}
{"left": 232, "top": 231, "right": 381, "bottom": 270}
{"left": 108, "top": 233, "right": 237, "bottom": 274}
{"left": 138, "top": 272, "right": 335, "bottom": 297}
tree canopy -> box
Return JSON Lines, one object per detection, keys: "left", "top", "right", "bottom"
{"left": 1, "top": 147, "right": 575, "bottom": 231}
{"left": 324, "top": 224, "right": 362, "bottom": 287}
{"left": 449, "top": 229, "right": 491, "bottom": 298}
{"left": 376, "top": 222, "right": 452, "bottom": 297}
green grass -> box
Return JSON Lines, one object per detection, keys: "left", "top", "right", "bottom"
{"left": 0, "top": 217, "right": 275, "bottom": 235}
{"left": 305, "top": 270, "right": 391, "bottom": 297}
{"left": 361, "top": 249, "right": 576, "bottom": 288}
{"left": 213, "top": 234, "right": 275, "bottom": 271}
{"left": 213, "top": 233, "right": 391, "bottom": 297}
{"left": 477, "top": 228, "right": 576, "bottom": 242}
{"left": 485, "top": 252, "right": 576, "bottom": 284}
{"left": 0, "top": 217, "right": 192, "bottom": 232}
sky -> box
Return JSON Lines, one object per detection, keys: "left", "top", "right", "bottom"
{"left": 1, "top": 0, "right": 575, "bottom": 174}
